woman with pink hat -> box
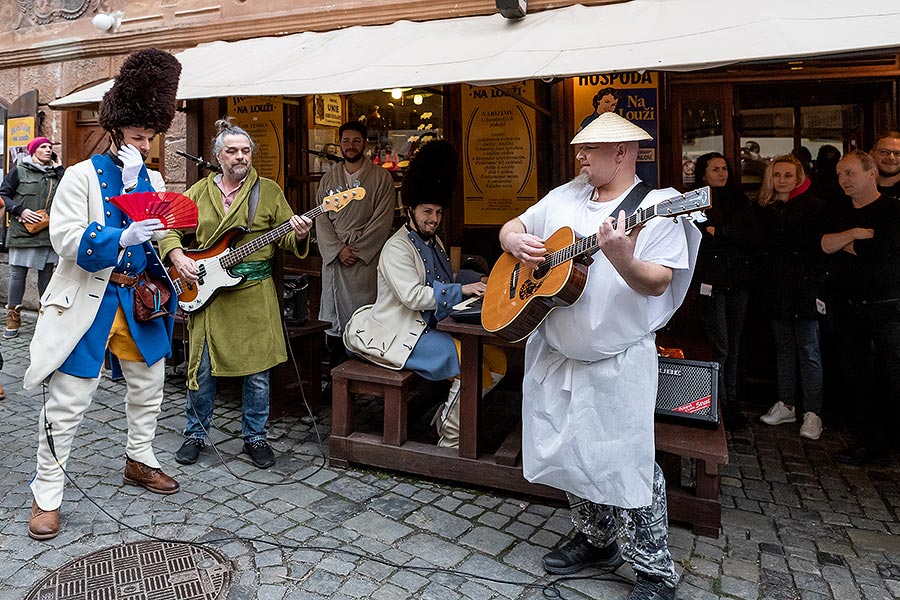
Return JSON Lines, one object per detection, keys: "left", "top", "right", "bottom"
{"left": 0, "top": 135, "right": 64, "bottom": 338}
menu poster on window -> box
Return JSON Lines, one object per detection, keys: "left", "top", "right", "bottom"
{"left": 573, "top": 71, "right": 659, "bottom": 187}
{"left": 227, "top": 96, "right": 285, "bottom": 188}
{"left": 6, "top": 116, "right": 34, "bottom": 171}
{"left": 462, "top": 82, "right": 538, "bottom": 225}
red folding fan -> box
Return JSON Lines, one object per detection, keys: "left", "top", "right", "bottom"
{"left": 110, "top": 192, "right": 199, "bottom": 229}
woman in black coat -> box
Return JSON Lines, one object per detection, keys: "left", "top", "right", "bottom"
{"left": 756, "top": 155, "right": 826, "bottom": 440}
{"left": 692, "top": 152, "right": 760, "bottom": 430}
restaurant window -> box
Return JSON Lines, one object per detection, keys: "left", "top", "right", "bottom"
{"left": 305, "top": 89, "right": 445, "bottom": 203}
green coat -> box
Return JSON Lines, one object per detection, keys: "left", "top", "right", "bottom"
{"left": 159, "top": 168, "right": 308, "bottom": 390}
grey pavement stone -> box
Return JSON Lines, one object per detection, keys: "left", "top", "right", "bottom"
{"left": 337, "top": 577, "right": 380, "bottom": 598}
{"left": 397, "top": 533, "right": 469, "bottom": 568}
{"left": 721, "top": 574, "right": 764, "bottom": 600}
{"left": 460, "top": 525, "right": 515, "bottom": 555}
{"left": 371, "top": 583, "right": 411, "bottom": 600}
{"left": 477, "top": 510, "right": 512, "bottom": 529}
{"left": 368, "top": 493, "right": 420, "bottom": 520}
{"left": 344, "top": 510, "right": 413, "bottom": 544}
{"left": 405, "top": 505, "right": 472, "bottom": 539}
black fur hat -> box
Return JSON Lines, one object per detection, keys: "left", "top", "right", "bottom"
{"left": 402, "top": 140, "right": 458, "bottom": 210}
{"left": 99, "top": 48, "right": 182, "bottom": 134}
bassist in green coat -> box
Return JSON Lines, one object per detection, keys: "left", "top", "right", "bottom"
{"left": 160, "top": 118, "right": 312, "bottom": 469}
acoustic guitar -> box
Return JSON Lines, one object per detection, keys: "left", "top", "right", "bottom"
{"left": 168, "top": 186, "right": 366, "bottom": 313}
{"left": 481, "top": 187, "right": 711, "bottom": 342}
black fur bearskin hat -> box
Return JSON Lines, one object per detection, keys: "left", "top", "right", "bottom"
{"left": 99, "top": 48, "right": 182, "bottom": 134}
{"left": 402, "top": 139, "right": 458, "bottom": 210}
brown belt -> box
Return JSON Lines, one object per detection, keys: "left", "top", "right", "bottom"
{"left": 109, "top": 272, "right": 138, "bottom": 287}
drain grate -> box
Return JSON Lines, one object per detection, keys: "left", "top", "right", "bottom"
{"left": 26, "top": 540, "right": 231, "bottom": 600}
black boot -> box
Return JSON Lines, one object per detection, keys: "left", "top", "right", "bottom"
{"left": 542, "top": 532, "right": 624, "bottom": 575}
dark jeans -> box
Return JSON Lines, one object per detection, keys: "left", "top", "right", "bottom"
{"left": 698, "top": 288, "right": 749, "bottom": 411}
{"left": 769, "top": 316, "right": 823, "bottom": 415}
{"left": 834, "top": 300, "right": 900, "bottom": 454}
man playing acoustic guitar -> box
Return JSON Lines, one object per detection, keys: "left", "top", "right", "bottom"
{"left": 498, "top": 112, "right": 700, "bottom": 600}
{"left": 160, "top": 118, "right": 312, "bottom": 469}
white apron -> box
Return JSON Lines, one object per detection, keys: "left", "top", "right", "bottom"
{"left": 522, "top": 333, "right": 658, "bottom": 508}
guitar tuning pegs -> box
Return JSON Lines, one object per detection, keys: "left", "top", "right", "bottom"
{"left": 353, "top": 179, "right": 361, "bottom": 187}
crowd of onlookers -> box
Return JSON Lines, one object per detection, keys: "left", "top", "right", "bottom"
{"left": 690, "top": 133, "right": 900, "bottom": 466}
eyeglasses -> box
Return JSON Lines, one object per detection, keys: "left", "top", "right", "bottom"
{"left": 877, "top": 149, "right": 900, "bottom": 157}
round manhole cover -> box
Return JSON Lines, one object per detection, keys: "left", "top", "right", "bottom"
{"left": 25, "top": 540, "right": 231, "bottom": 600}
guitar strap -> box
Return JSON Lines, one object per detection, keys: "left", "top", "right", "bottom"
{"left": 610, "top": 181, "right": 653, "bottom": 221}
{"left": 247, "top": 180, "right": 261, "bottom": 228}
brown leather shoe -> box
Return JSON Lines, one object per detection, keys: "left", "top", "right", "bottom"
{"left": 28, "top": 501, "right": 60, "bottom": 540}
{"left": 123, "top": 457, "right": 180, "bottom": 495}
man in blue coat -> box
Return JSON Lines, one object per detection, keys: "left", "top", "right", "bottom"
{"left": 24, "top": 49, "right": 183, "bottom": 540}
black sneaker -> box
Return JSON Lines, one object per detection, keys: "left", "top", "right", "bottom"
{"left": 243, "top": 439, "right": 276, "bottom": 468}
{"left": 542, "top": 532, "right": 624, "bottom": 575}
{"left": 175, "top": 438, "right": 205, "bottom": 465}
{"left": 629, "top": 573, "right": 677, "bottom": 600}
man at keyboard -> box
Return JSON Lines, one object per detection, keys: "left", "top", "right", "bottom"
{"left": 344, "top": 141, "right": 505, "bottom": 448}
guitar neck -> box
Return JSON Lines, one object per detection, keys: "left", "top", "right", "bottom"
{"left": 220, "top": 205, "right": 324, "bottom": 268}
{"left": 549, "top": 203, "right": 659, "bottom": 268}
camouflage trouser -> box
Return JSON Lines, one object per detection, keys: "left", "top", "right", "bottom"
{"left": 567, "top": 462, "right": 679, "bottom": 587}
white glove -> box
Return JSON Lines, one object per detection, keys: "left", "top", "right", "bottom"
{"left": 118, "top": 144, "right": 145, "bottom": 190}
{"left": 119, "top": 219, "right": 163, "bottom": 248}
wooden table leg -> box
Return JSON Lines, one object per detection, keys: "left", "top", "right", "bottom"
{"left": 458, "top": 333, "right": 483, "bottom": 460}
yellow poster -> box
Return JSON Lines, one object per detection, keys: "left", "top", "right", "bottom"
{"left": 6, "top": 116, "right": 35, "bottom": 170}
{"left": 227, "top": 96, "right": 284, "bottom": 188}
{"left": 462, "top": 82, "right": 538, "bottom": 225}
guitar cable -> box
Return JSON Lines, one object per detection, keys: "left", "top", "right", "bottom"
{"left": 34, "top": 384, "right": 633, "bottom": 600}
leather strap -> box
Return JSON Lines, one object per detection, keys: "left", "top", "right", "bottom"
{"left": 109, "top": 272, "right": 138, "bottom": 287}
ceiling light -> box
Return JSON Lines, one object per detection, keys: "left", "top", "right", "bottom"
{"left": 413, "top": 94, "right": 423, "bottom": 105}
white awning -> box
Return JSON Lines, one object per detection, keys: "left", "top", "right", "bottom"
{"left": 51, "top": 0, "right": 900, "bottom": 108}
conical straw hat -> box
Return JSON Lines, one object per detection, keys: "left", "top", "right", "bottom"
{"left": 571, "top": 112, "right": 652, "bottom": 145}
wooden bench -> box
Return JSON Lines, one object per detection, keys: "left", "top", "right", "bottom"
{"left": 655, "top": 419, "right": 728, "bottom": 537}
{"left": 327, "top": 352, "right": 728, "bottom": 537}
{"left": 329, "top": 359, "right": 418, "bottom": 466}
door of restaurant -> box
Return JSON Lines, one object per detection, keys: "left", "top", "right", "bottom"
{"left": 668, "top": 77, "right": 897, "bottom": 410}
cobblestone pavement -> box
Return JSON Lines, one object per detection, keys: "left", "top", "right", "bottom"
{"left": 1, "top": 314, "right": 900, "bottom": 600}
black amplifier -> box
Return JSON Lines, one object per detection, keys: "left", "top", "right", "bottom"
{"left": 282, "top": 274, "right": 309, "bottom": 326}
{"left": 655, "top": 357, "right": 719, "bottom": 428}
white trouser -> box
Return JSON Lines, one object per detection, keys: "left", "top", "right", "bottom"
{"left": 31, "top": 359, "right": 165, "bottom": 510}
{"left": 436, "top": 372, "right": 504, "bottom": 448}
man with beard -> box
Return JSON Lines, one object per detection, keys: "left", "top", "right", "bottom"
{"left": 344, "top": 140, "right": 505, "bottom": 448}
{"left": 872, "top": 132, "right": 900, "bottom": 198}
{"left": 24, "top": 49, "right": 182, "bottom": 540}
{"left": 315, "top": 121, "right": 395, "bottom": 373}
{"left": 161, "top": 118, "right": 313, "bottom": 469}
{"left": 498, "top": 112, "right": 700, "bottom": 600}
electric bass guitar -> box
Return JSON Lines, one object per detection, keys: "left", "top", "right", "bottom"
{"left": 169, "top": 186, "right": 366, "bottom": 313}
{"left": 481, "top": 187, "right": 711, "bottom": 342}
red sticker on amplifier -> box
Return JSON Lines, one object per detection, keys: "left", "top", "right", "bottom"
{"left": 672, "top": 396, "right": 711, "bottom": 413}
